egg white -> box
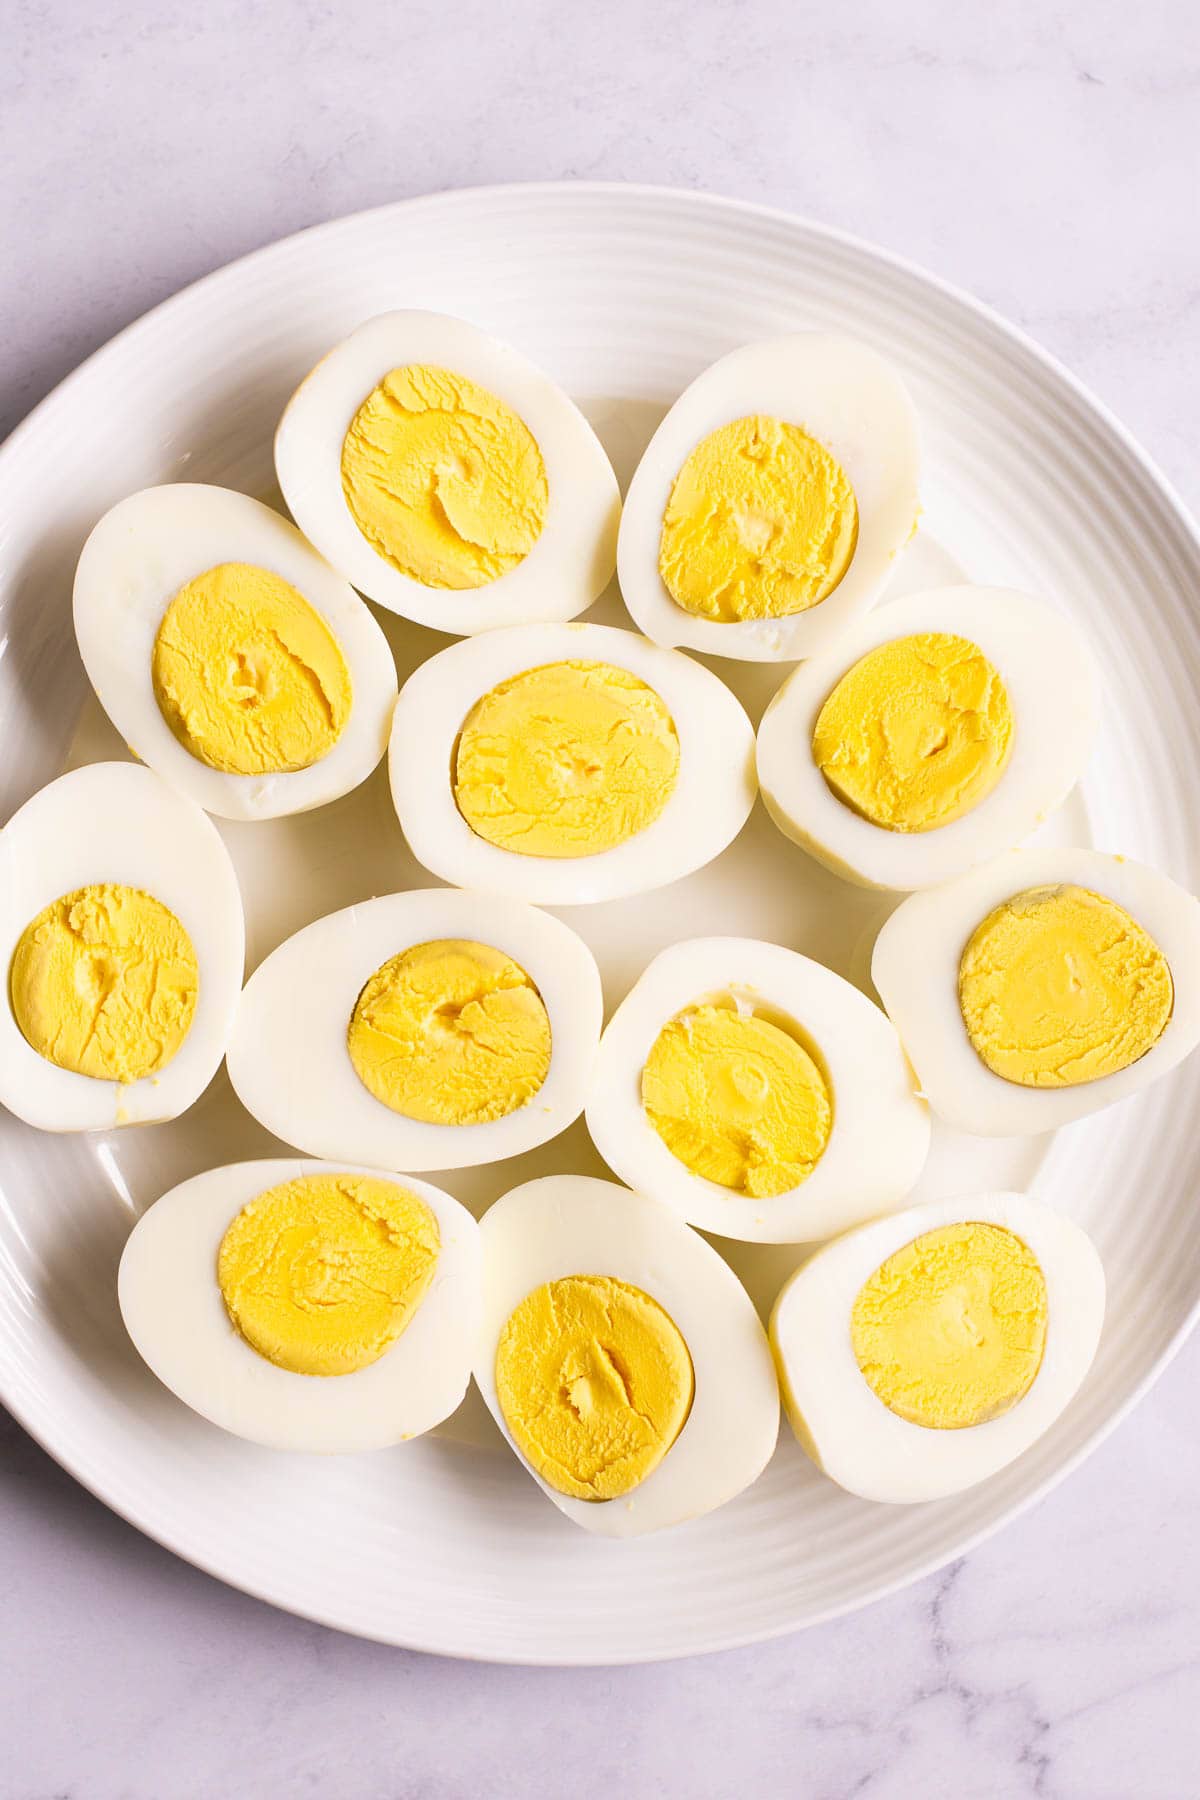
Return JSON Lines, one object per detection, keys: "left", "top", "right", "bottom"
{"left": 770, "top": 1191, "right": 1105, "bottom": 1503}
{"left": 617, "top": 333, "right": 920, "bottom": 663}
{"left": 756, "top": 586, "right": 1100, "bottom": 890}
{"left": 73, "top": 485, "right": 398, "bottom": 821}
{"left": 474, "top": 1175, "right": 780, "bottom": 1537}
{"left": 585, "top": 937, "right": 930, "bottom": 1244}
{"left": 226, "top": 887, "right": 602, "bottom": 1170}
{"left": 389, "top": 620, "right": 757, "bottom": 906}
{"left": 872, "top": 847, "right": 1200, "bottom": 1135}
{"left": 274, "top": 311, "right": 621, "bottom": 634}
{"left": 0, "top": 763, "right": 244, "bottom": 1132}
{"left": 118, "top": 1158, "right": 481, "bottom": 1452}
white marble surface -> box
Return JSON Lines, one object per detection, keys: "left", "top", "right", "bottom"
{"left": 4, "top": 1, "right": 1199, "bottom": 1794}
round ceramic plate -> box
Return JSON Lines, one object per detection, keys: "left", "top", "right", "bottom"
{"left": 2, "top": 184, "right": 1199, "bottom": 1664}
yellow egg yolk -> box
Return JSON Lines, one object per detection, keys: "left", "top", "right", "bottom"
{"left": 340, "top": 364, "right": 548, "bottom": 589}
{"left": 151, "top": 562, "right": 353, "bottom": 776}
{"left": 658, "top": 415, "right": 859, "bottom": 623}
{"left": 346, "top": 938, "right": 552, "bottom": 1125}
{"left": 958, "top": 884, "right": 1174, "bottom": 1088}
{"left": 10, "top": 884, "right": 198, "bottom": 1083}
{"left": 812, "top": 632, "right": 1015, "bottom": 833}
{"left": 217, "top": 1173, "right": 439, "bottom": 1376}
{"left": 495, "top": 1274, "right": 694, "bottom": 1500}
{"left": 453, "top": 659, "right": 680, "bottom": 859}
{"left": 641, "top": 1002, "right": 833, "bottom": 1197}
{"left": 851, "top": 1222, "right": 1048, "bottom": 1429}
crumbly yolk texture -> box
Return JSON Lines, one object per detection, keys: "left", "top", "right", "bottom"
{"left": 851, "top": 1222, "right": 1048, "bottom": 1429}
{"left": 217, "top": 1174, "right": 439, "bottom": 1376}
{"left": 10, "top": 884, "right": 198, "bottom": 1083}
{"left": 813, "top": 632, "right": 1015, "bottom": 833}
{"left": 347, "top": 938, "right": 552, "bottom": 1125}
{"left": 495, "top": 1275, "right": 694, "bottom": 1501}
{"left": 658, "top": 415, "right": 859, "bottom": 623}
{"left": 151, "top": 562, "right": 353, "bottom": 776}
{"left": 641, "top": 1003, "right": 833, "bottom": 1197}
{"left": 340, "top": 364, "right": 548, "bottom": 589}
{"left": 959, "top": 884, "right": 1173, "bottom": 1088}
{"left": 453, "top": 660, "right": 680, "bottom": 858}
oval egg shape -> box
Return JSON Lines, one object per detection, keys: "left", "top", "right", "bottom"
{"left": 474, "top": 1175, "right": 780, "bottom": 1537}
{"left": 119, "top": 1158, "right": 481, "bottom": 1452}
{"left": 73, "top": 485, "right": 398, "bottom": 821}
{"left": 585, "top": 936, "right": 930, "bottom": 1243}
{"left": 756, "top": 586, "right": 1100, "bottom": 890}
{"left": 275, "top": 311, "right": 621, "bottom": 634}
{"left": 389, "top": 621, "right": 757, "bottom": 905}
{"left": 617, "top": 333, "right": 919, "bottom": 663}
{"left": 770, "top": 1192, "right": 1105, "bottom": 1503}
{"left": 0, "top": 763, "right": 244, "bottom": 1131}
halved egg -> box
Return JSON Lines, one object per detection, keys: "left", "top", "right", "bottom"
{"left": 73, "top": 485, "right": 398, "bottom": 821}
{"left": 617, "top": 333, "right": 919, "bottom": 663}
{"left": 756, "top": 586, "right": 1100, "bottom": 890}
{"left": 275, "top": 312, "right": 621, "bottom": 635}
{"left": 0, "top": 763, "right": 243, "bottom": 1132}
{"left": 119, "top": 1158, "right": 481, "bottom": 1452}
{"left": 389, "top": 620, "right": 757, "bottom": 904}
{"left": 474, "top": 1175, "right": 780, "bottom": 1536}
{"left": 771, "top": 1192, "right": 1105, "bottom": 1502}
{"left": 227, "top": 887, "right": 602, "bottom": 1169}
{"left": 872, "top": 847, "right": 1200, "bottom": 1134}
{"left": 585, "top": 937, "right": 930, "bottom": 1243}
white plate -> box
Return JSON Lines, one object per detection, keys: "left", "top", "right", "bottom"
{"left": 2, "top": 183, "right": 1199, "bottom": 1664}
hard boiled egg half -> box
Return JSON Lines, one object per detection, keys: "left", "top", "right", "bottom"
{"left": 872, "top": 847, "right": 1200, "bottom": 1135}
{"left": 756, "top": 586, "right": 1100, "bottom": 890}
{"left": 0, "top": 763, "right": 243, "bottom": 1132}
{"left": 389, "top": 621, "right": 756, "bottom": 905}
{"left": 771, "top": 1192, "right": 1105, "bottom": 1503}
{"left": 474, "top": 1175, "right": 780, "bottom": 1536}
{"left": 120, "top": 1159, "right": 481, "bottom": 1452}
{"left": 618, "top": 333, "right": 919, "bottom": 663}
{"left": 227, "top": 888, "right": 602, "bottom": 1169}
{"left": 275, "top": 312, "right": 621, "bottom": 634}
{"left": 585, "top": 937, "right": 930, "bottom": 1243}
{"left": 73, "top": 485, "right": 398, "bottom": 821}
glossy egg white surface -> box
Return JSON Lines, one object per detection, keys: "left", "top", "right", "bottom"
{"left": 617, "top": 333, "right": 919, "bottom": 663}
{"left": 226, "top": 887, "right": 603, "bottom": 1170}
{"left": 872, "top": 847, "right": 1200, "bottom": 1135}
{"left": 275, "top": 311, "right": 621, "bottom": 634}
{"left": 585, "top": 936, "right": 930, "bottom": 1243}
{"left": 119, "top": 1158, "right": 482, "bottom": 1453}
{"left": 0, "top": 763, "right": 244, "bottom": 1132}
{"left": 756, "top": 586, "right": 1100, "bottom": 891}
{"left": 72, "top": 485, "right": 398, "bottom": 822}
{"left": 771, "top": 1192, "right": 1106, "bottom": 1504}
{"left": 474, "top": 1175, "right": 780, "bottom": 1537}
{"left": 389, "top": 621, "right": 757, "bottom": 905}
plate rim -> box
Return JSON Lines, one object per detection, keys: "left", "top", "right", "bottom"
{"left": 3, "top": 179, "right": 1200, "bottom": 1664}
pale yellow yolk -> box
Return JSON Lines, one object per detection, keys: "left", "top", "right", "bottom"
{"left": 217, "top": 1173, "right": 439, "bottom": 1376}
{"left": 641, "top": 1003, "right": 833, "bottom": 1198}
{"left": 658, "top": 415, "right": 859, "bottom": 623}
{"left": 453, "top": 659, "right": 680, "bottom": 858}
{"left": 959, "top": 884, "right": 1174, "bottom": 1088}
{"left": 10, "top": 884, "right": 198, "bottom": 1083}
{"left": 340, "top": 364, "right": 548, "bottom": 588}
{"left": 495, "top": 1274, "right": 694, "bottom": 1500}
{"left": 151, "top": 562, "right": 353, "bottom": 776}
{"left": 813, "top": 632, "right": 1014, "bottom": 833}
{"left": 851, "top": 1222, "right": 1048, "bottom": 1429}
{"left": 347, "top": 938, "right": 552, "bottom": 1125}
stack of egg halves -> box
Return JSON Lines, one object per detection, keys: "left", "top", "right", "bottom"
{"left": 4, "top": 310, "right": 1199, "bottom": 1533}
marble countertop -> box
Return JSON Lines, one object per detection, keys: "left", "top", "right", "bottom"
{"left": 4, "top": 2, "right": 1198, "bottom": 1794}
